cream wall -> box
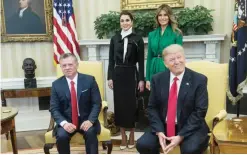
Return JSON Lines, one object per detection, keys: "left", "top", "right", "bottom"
{"left": 1, "top": 0, "right": 234, "bottom": 78}
{"left": 1, "top": 43, "right": 54, "bottom": 78}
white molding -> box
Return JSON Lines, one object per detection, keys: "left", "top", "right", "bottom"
{"left": 79, "top": 34, "right": 226, "bottom": 45}
{"left": 1, "top": 76, "right": 56, "bottom": 89}
{"left": 184, "top": 34, "right": 225, "bottom": 42}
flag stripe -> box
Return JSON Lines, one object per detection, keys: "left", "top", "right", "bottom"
{"left": 54, "top": 26, "right": 72, "bottom": 54}
{"left": 53, "top": 8, "right": 76, "bottom": 52}
{"left": 67, "top": 18, "right": 80, "bottom": 57}
{"left": 53, "top": 17, "right": 74, "bottom": 53}
{"left": 71, "top": 15, "right": 80, "bottom": 53}
{"left": 54, "top": 54, "right": 59, "bottom": 64}
{"left": 53, "top": 35, "right": 65, "bottom": 56}
{"left": 53, "top": 0, "right": 80, "bottom": 64}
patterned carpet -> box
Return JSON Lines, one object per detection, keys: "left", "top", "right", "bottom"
{"left": 3, "top": 145, "right": 138, "bottom": 154}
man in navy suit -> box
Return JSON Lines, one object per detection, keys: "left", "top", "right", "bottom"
{"left": 50, "top": 53, "right": 102, "bottom": 154}
{"left": 136, "top": 44, "right": 209, "bottom": 154}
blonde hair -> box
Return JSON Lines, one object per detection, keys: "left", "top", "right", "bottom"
{"left": 162, "top": 44, "right": 184, "bottom": 58}
{"left": 155, "top": 4, "right": 182, "bottom": 34}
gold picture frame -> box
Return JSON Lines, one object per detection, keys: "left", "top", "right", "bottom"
{"left": 1, "top": 0, "right": 53, "bottom": 42}
{"left": 121, "top": 0, "right": 185, "bottom": 10}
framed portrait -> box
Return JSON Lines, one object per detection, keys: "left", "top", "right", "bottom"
{"left": 121, "top": 0, "right": 185, "bottom": 10}
{"left": 1, "top": 0, "right": 53, "bottom": 42}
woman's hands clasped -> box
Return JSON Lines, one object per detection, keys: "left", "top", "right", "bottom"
{"left": 108, "top": 80, "right": 113, "bottom": 90}
{"left": 138, "top": 81, "right": 144, "bottom": 92}
{"left": 146, "top": 81, "right": 150, "bottom": 91}
{"left": 108, "top": 79, "right": 144, "bottom": 92}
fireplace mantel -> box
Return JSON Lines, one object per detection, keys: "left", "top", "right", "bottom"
{"left": 79, "top": 34, "right": 225, "bottom": 45}
{"left": 79, "top": 34, "right": 226, "bottom": 63}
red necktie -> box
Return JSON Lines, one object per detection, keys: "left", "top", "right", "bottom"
{"left": 166, "top": 77, "right": 178, "bottom": 137}
{"left": 70, "top": 81, "right": 78, "bottom": 128}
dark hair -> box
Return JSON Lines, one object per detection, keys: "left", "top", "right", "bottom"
{"left": 120, "top": 11, "right": 134, "bottom": 21}
{"left": 59, "top": 53, "right": 78, "bottom": 62}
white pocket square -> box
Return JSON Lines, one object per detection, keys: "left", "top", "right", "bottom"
{"left": 81, "top": 89, "right": 88, "bottom": 93}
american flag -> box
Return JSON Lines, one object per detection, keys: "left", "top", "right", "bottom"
{"left": 227, "top": 0, "right": 247, "bottom": 104}
{"left": 233, "top": 1, "right": 239, "bottom": 31}
{"left": 53, "top": 0, "right": 80, "bottom": 64}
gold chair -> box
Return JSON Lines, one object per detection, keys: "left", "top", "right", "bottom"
{"left": 43, "top": 61, "right": 112, "bottom": 154}
{"left": 168, "top": 61, "right": 228, "bottom": 154}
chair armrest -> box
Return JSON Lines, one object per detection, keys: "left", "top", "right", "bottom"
{"left": 101, "top": 101, "right": 108, "bottom": 127}
{"left": 102, "top": 101, "right": 108, "bottom": 110}
{"left": 210, "top": 110, "right": 227, "bottom": 154}
{"left": 47, "top": 115, "right": 55, "bottom": 132}
{"left": 212, "top": 109, "right": 227, "bottom": 128}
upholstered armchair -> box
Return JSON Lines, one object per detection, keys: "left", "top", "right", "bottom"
{"left": 43, "top": 61, "right": 112, "bottom": 154}
{"left": 186, "top": 61, "right": 228, "bottom": 153}
{"left": 167, "top": 61, "right": 228, "bottom": 154}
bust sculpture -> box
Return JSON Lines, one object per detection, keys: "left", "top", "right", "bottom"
{"left": 22, "top": 58, "right": 37, "bottom": 88}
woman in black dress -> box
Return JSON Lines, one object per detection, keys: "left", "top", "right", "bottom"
{"left": 107, "top": 11, "right": 144, "bottom": 149}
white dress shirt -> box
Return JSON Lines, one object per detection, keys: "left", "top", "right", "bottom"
{"left": 166, "top": 71, "right": 185, "bottom": 123}
{"left": 19, "top": 7, "right": 28, "bottom": 18}
{"left": 60, "top": 73, "right": 80, "bottom": 127}
{"left": 121, "top": 27, "right": 132, "bottom": 62}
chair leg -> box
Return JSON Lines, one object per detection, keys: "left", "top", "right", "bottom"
{"left": 43, "top": 143, "right": 54, "bottom": 154}
{"left": 107, "top": 141, "right": 113, "bottom": 154}
{"left": 102, "top": 141, "right": 113, "bottom": 154}
{"left": 102, "top": 142, "right": 107, "bottom": 150}
{"left": 210, "top": 142, "right": 213, "bottom": 154}
{"left": 211, "top": 140, "right": 219, "bottom": 154}
{"left": 210, "top": 134, "right": 219, "bottom": 154}
{"left": 5, "top": 132, "right": 9, "bottom": 140}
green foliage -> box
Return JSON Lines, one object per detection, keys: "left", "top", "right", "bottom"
{"left": 176, "top": 5, "right": 214, "bottom": 35}
{"left": 134, "top": 11, "right": 156, "bottom": 37}
{"left": 94, "top": 11, "right": 121, "bottom": 39}
{"left": 94, "top": 5, "right": 214, "bottom": 39}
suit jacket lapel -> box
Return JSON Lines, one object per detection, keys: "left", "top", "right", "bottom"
{"left": 77, "top": 73, "right": 86, "bottom": 102}
{"left": 61, "top": 76, "right": 71, "bottom": 101}
{"left": 177, "top": 68, "right": 191, "bottom": 122}
{"left": 161, "top": 71, "right": 170, "bottom": 120}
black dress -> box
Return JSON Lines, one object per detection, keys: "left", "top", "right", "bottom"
{"left": 107, "top": 32, "right": 144, "bottom": 128}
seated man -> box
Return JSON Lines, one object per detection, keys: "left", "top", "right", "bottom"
{"left": 136, "top": 44, "right": 209, "bottom": 154}
{"left": 50, "top": 53, "right": 102, "bottom": 154}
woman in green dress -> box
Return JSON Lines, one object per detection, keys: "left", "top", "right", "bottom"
{"left": 146, "top": 4, "right": 183, "bottom": 90}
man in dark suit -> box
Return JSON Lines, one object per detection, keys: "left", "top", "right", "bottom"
{"left": 136, "top": 44, "right": 209, "bottom": 154}
{"left": 50, "top": 53, "right": 102, "bottom": 154}
{"left": 6, "top": 0, "right": 45, "bottom": 34}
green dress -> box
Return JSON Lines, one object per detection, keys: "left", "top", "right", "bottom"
{"left": 146, "top": 25, "right": 183, "bottom": 81}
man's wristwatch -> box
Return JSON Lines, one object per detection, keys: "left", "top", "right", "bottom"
{"left": 89, "top": 120, "right": 94, "bottom": 124}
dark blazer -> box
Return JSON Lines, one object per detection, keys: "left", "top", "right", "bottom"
{"left": 148, "top": 68, "right": 209, "bottom": 138}
{"left": 107, "top": 31, "right": 144, "bottom": 81}
{"left": 6, "top": 7, "right": 45, "bottom": 34}
{"left": 50, "top": 73, "right": 102, "bottom": 135}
